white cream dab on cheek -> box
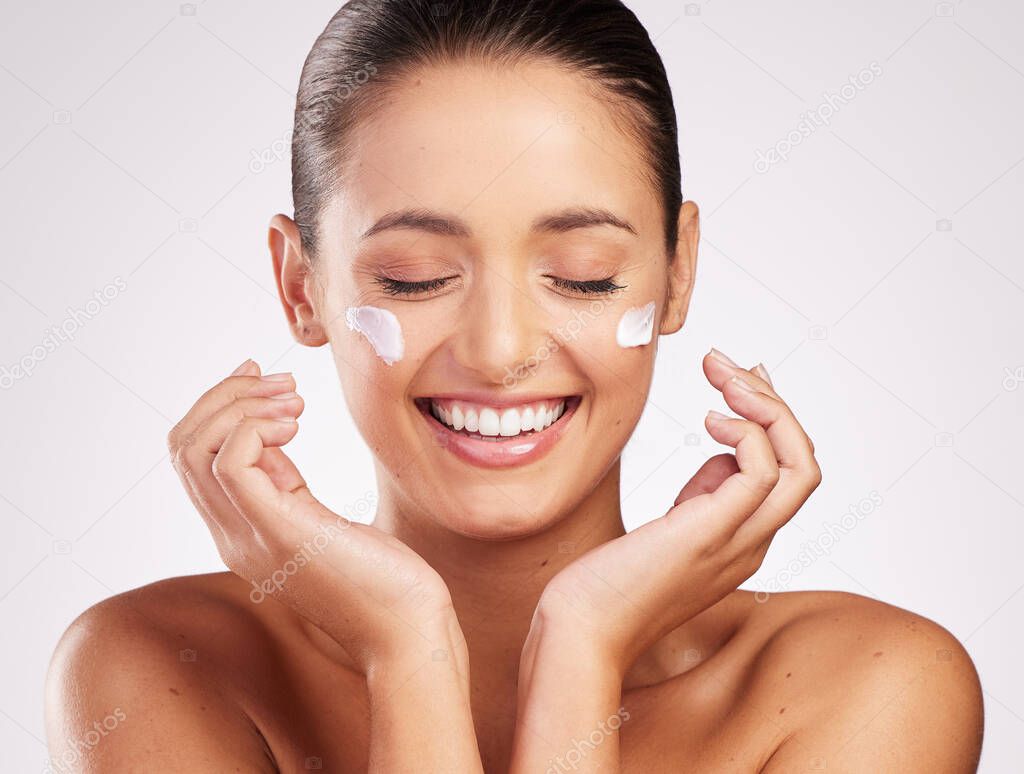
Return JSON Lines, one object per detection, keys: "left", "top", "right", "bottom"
{"left": 616, "top": 301, "right": 656, "bottom": 348}
{"left": 345, "top": 306, "right": 405, "bottom": 365}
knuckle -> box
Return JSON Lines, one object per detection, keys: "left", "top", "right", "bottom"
{"left": 736, "top": 418, "right": 760, "bottom": 434}
{"left": 809, "top": 462, "right": 823, "bottom": 488}
{"left": 218, "top": 373, "right": 251, "bottom": 393}
{"left": 753, "top": 538, "right": 772, "bottom": 565}
{"left": 755, "top": 466, "right": 780, "bottom": 491}
{"left": 743, "top": 551, "right": 764, "bottom": 577}
{"left": 166, "top": 422, "right": 184, "bottom": 455}
{"left": 176, "top": 450, "right": 198, "bottom": 482}
{"left": 210, "top": 451, "right": 234, "bottom": 484}
{"left": 801, "top": 460, "right": 823, "bottom": 489}
{"left": 694, "top": 524, "right": 729, "bottom": 559}
{"left": 734, "top": 543, "right": 769, "bottom": 579}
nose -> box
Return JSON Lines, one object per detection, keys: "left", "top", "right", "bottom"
{"left": 450, "top": 265, "right": 551, "bottom": 387}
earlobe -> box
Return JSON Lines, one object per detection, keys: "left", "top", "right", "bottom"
{"left": 659, "top": 200, "right": 699, "bottom": 336}
{"left": 269, "top": 214, "right": 328, "bottom": 347}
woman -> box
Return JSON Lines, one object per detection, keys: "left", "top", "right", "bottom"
{"left": 45, "top": 1, "right": 984, "bottom": 771}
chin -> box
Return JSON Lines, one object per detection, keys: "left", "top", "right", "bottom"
{"left": 426, "top": 495, "right": 572, "bottom": 541}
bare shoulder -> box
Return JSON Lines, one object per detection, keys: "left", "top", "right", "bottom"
{"left": 45, "top": 572, "right": 279, "bottom": 772}
{"left": 744, "top": 589, "right": 984, "bottom": 772}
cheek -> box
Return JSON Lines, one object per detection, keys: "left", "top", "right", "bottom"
{"left": 328, "top": 305, "right": 413, "bottom": 442}
{"left": 563, "top": 297, "right": 659, "bottom": 359}
{"left": 572, "top": 297, "right": 658, "bottom": 408}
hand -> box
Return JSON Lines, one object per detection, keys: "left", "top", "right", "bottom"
{"left": 166, "top": 358, "right": 461, "bottom": 670}
{"left": 531, "top": 348, "right": 822, "bottom": 673}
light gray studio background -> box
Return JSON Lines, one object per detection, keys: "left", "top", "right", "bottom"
{"left": 1, "top": 0, "right": 1021, "bottom": 770}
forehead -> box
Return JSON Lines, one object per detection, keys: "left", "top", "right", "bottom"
{"left": 328, "top": 59, "right": 660, "bottom": 247}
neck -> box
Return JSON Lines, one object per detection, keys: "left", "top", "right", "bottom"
{"left": 374, "top": 459, "right": 624, "bottom": 639}
{"left": 372, "top": 460, "right": 626, "bottom": 760}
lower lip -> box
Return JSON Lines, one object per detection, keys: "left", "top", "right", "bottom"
{"left": 415, "top": 397, "right": 581, "bottom": 469}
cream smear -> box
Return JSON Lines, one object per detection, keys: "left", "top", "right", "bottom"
{"left": 615, "top": 301, "right": 656, "bottom": 348}
{"left": 345, "top": 306, "right": 405, "bottom": 365}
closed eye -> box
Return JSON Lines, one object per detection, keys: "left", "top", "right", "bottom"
{"left": 373, "top": 274, "right": 625, "bottom": 297}
{"left": 374, "top": 275, "right": 458, "bottom": 296}
{"left": 547, "top": 276, "right": 626, "bottom": 295}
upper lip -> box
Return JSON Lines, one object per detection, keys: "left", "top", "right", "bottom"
{"left": 415, "top": 390, "right": 578, "bottom": 408}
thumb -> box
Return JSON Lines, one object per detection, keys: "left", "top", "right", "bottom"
{"left": 673, "top": 453, "right": 738, "bottom": 506}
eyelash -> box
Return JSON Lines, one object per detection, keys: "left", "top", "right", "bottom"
{"left": 372, "top": 274, "right": 626, "bottom": 297}
{"left": 374, "top": 276, "right": 457, "bottom": 296}
{"left": 547, "top": 276, "right": 626, "bottom": 295}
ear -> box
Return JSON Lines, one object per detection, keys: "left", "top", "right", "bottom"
{"left": 659, "top": 200, "right": 699, "bottom": 336}
{"left": 269, "top": 214, "right": 328, "bottom": 347}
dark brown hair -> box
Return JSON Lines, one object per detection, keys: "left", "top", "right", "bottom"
{"left": 291, "top": 0, "right": 681, "bottom": 259}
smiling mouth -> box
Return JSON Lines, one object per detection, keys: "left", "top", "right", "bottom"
{"left": 414, "top": 396, "right": 581, "bottom": 442}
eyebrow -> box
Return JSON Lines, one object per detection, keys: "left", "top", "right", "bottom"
{"left": 359, "top": 206, "right": 638, "bottom": 241}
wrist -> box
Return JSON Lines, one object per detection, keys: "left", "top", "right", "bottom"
{"left": 365, "top": 609, "right": 470, "bottom": 694}
{"left": 528, "top": 596, "right": 631, "bottom": 680}
{"left": 511, "top": 611, "right": 626, "bottom": 774}
{"left": 522, "top": 608, "right": 628, "bottom": 690}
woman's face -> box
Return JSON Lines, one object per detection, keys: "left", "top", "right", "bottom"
{"left": 287, "top": 59, "right": 697, "bottom": 540}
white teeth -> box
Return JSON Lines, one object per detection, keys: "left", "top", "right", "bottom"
{"left": 478, "top": 408, "right": 500, "bottom": 436}
{"left": 499, "top": 409, "right": 521, "bottom": 436}
{"left": 520, "top": 406, "right": 535, "bottom": 430}
{"left": 429, "top": 399, "right": 568, "bottom": 438}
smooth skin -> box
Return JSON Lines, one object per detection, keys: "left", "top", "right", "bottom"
{"left": 46, "top": 58, "right": 983, "bottom": 773}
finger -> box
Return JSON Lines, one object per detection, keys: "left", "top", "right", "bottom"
{"left": 213, "top": 416, "right": 310, "bottom": 532}
{"left": 716, "top": 377, "right": 807, "bottom": 467}
{"left": 704, "top": 358, "right": 822, "bottom": 539}
{"left": 673, "top": 453, "right": 738, "bottom": 506}
{"left": 704, "top": 349, "right": 816, "bottom": 455}
{"left": 706, "top": 350, "right": 817, "bottom": 482}
{"left": 193, "top": 394, "right": 305, "bottom": 455}
{"left": 695, "top": 410, "right": 779, "bottom": 535}
{"left": 720, "top": 378, "right": 821, "bottom": 534}
{"left": 257, "top": 446, "right": 316, "bottom": 505}
{"left": 704, "top": 349, "right": 781, "bottom": 399}
{"left": 221, "top": 361, "right": 306, "bottom": 498}
{"left": 173, "top": 391, "right": 304, "bottom": 525}
{"left": 167, "top": 361, "right": 296, "bottom": 454}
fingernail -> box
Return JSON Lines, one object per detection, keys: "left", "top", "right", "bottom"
{"left": 270, "top": 391, "right": 299, "bottom": 400}
{"left": 709, "top": 348, "right": 739, "bottom": 367}
{"left": 230, "top": 359, "right": 253, "bottom": 376}
{"left": 261, "top": 372, "right": 293, "bottom": 382}
{"left": 707, "top": 409, "right": 731, "bottom": 422}
{"left": 730, "top": 375, "right": 758, "bottom": 393}
{"left": 754, "top": 362, "right": 773, "bottom": 385}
